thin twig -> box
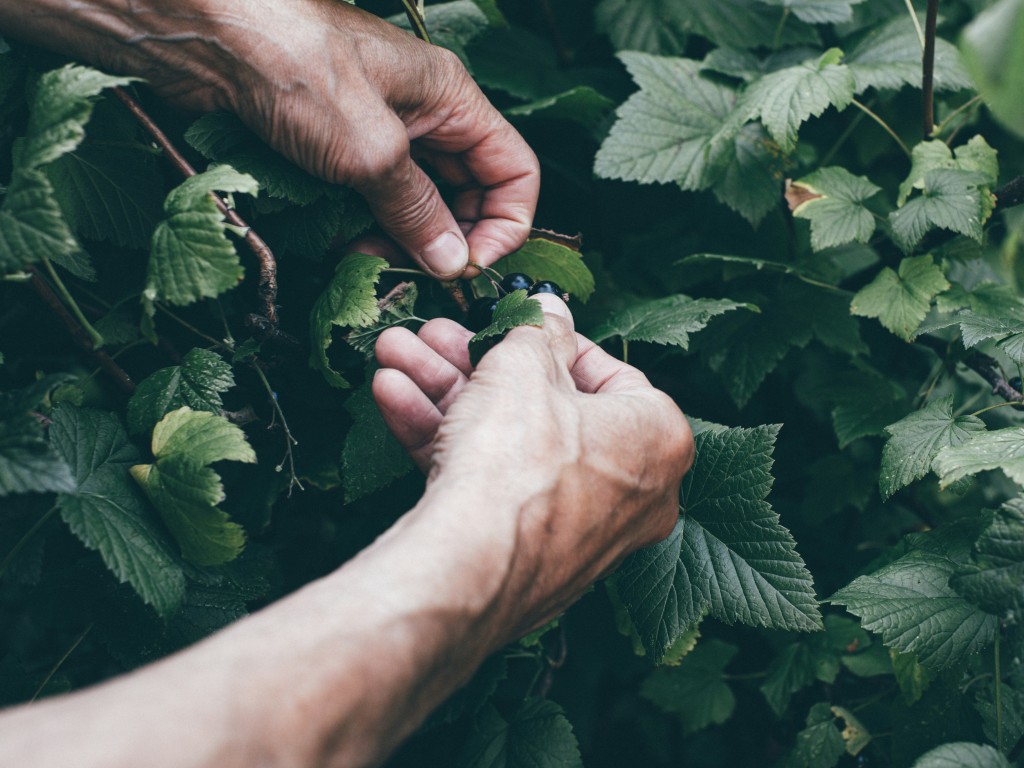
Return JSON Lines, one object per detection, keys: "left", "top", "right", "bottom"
{"left": 28, "top": 269, "right": 136, "bottom": 393}
{"left": 31, "top": 623, "right": 94, "bottom": 702}
{"left": 922, "top": 0, "right": 939, "bottom": 137}
{"left": 903, "top": 0, "right": 926, "bottom": 49}
{"left": 0, "top": 506, "right": 59, "bottom": 579}
{"left": 113, "top": 87, "right": 280, "bottom": 326}
{"left": 851, "top": 99, "right": 912, "bottom": 157}
{"left": 916, "top": 334, "right": 1024, "bottom": 404}
{"left": 400, "top": 0, "right": 431, "bottom": 43}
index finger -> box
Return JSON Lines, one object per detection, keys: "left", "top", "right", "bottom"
{"left": 570, "top": 335, "right": 655, "bottom": 395}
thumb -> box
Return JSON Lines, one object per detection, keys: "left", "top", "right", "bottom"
{"left": 355, "top": 151, "right": 469, "bottom": 280}
{"left": 494, "top": 294, "right": 577, "bottom": 375}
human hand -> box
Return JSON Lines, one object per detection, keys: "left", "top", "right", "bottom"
{"left": 372, "top": 295, "right": 695, "bottom": 642}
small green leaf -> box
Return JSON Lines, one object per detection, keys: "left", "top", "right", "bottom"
{"left": 640, "top": 639, "right": 737, "bottom": 735}
{"left": 589, "top": 295, "right": 752, "bottom": 349}
{"left": 345, "top": 282, "right": 422, "bottom": 360}
{"left": 309, "top": 252, "right": 389, "bottom": 388}
{"left": 790, "top": 167, "right": 881, "bottom": 252}
{"left": 910, "top": 743, "right": 1010, "bottom": 768}
{"left": 851, "top": 255, "right": 950, "bottom": 340}
{"left": 740, "top": 49, "right": 855, "bottom": 153}
{"left": 779, "top": 703, "right": 846, "bottom": 768}
{"left": 933, "top": 427, "right": 1024, "bottom": 488}
{"left": 880, "top": 396, "right": 986, "bottom": 500}
{"left": 146, "top": 165, "right": 259, "bottom": 306}
{"left": 458, "top": 698, "right": 582, "bottom": 768}
{"left": 831, "top": 549, "right": 998, "bottom": 670}
{"left": 468, "top": 290, "right": 545, "bottom": 366}
{"left": 898, "top": 138, "right": 999, "bottom": 206}
{"left": 483, "top": 238, "right": 595, "bottom": 302}
{"left": 341, "top": 383, "right": 415, "bottom": 503}
{"left": 130, "top": 407, "right": 255, "bottom": 566}
{"left": 951, "top": 498, "right": 1024, "bottom": 619}
{"left": 0, "top": 167, "right": 81, "bottom": 274}
{"left": 891, "top": 650, "right": 934, "bottom": 705}
{"left": 889, "top": 169, "right": 991, "bottom": 253}
{"left": 50, "top": 406, "right": 186, "bottom": 617}
{"left": 614, "top": 425, "right": 821, "bottom": 663}
{"left": 127, "top": 348, "right": 235, "bottom": 436}
{"left": 0, "top": 379, "right": 76, "bottom": 496}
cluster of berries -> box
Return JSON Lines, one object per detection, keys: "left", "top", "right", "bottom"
{"left": 466, "top": 273, "right": 567, "bottom": 332}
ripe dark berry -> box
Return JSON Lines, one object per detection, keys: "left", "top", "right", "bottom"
{"left": 1011, "top": 377, "right": 1022, "bottom": 393}
{"left": 467, "top": 297, "right": 499, "bottom": 332}
{"left": 500, "top": 272, "right": 533, "bottom": 294}
{"left": 528, "top": 280, "right": 565, "bottom": 299}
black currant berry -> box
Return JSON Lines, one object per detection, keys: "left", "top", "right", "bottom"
{"left": 528, "top": 280, "right": 565, "bottom": 299}
{"left": 500, "top": 272, "right": 533, "bottom": 294}
{"left": 467, "top": 297, "right": 499, "bottom": 332}
{"left": 1011, "top": 377, "right": 1023, "bottom": 393}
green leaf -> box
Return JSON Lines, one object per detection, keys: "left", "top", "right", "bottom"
{"left": 0, "top": 166, "right": 81, "bottom": 274}
{"left": 505, "top": 86, "right": 615, "bottom": 134}
{"left": 790, "top": 167, "right": 881, "bottom": 251}
{"left": 389, "top": 0, "right": 490, "bottom": 67}
{"left": 851, "top": 255, "right": 950, "bottom": 340}
{"left": 46, "top": 101, "right": 162, "bottom": 250}
{"left": 711, "top": 123, "right": 788, "bottom": 225}
{"left": 933, "top": 427, "right": 1024, "bottom": 488}
{"left": 761, "top": 615, "right": 870, "bottom": 716}
{"left": 830, "top": 549, "right": 998, "bottom": 670}
{"left": 345, "top": 282, "right": 422, "bottom": 360}
{"left": 614, "top": 425, "right": 822, "bottom": 663}
{"left": 880, "top": 396, "right": 986, "bottom": 500}
{"left": 640, "top": 639, "right": 737, "bottom": 735}
{"left": 950, "top": 498, "right": 1024, "bottom": 619}
{"left": 891, "top": 650, "right": 934, "bottom": 705}
{"left": 910, "top": 743, "right": 1010, "bottom": 768}
{"left": 467, "top": 27, "right": 572, "bottom": 100}
{"left": 594, "top": 54, "right": 740, "bottom": 192}
{"left": 739, "top": 49, "right": 855, "bottom": 153}
{"left": 975, "top": 679, "right": 1024, "bottom": 751}
{"left": 829, "top": 370, "right": 907, "bottom": 448}
{"left": 589, "top": 295, "right": 752, "bottom": 349}
{"left": 468, "top": 290, "right": 545, "bottom": 366}
{"left": 961, "top": 0, "right": 1024, "bottom": 140}
{"left": 130, "top": 407, "right": 255, "bottom": 566}
{"left": 898, "top": 138, "right": 999, "bottom": 207}
{"left": 889, "top": 169, "right": 991, "bottom": 253}
{"left": 0, "top": 379, "right": 76, "bottom": 496}
{"left": 847, "top": 14, "right": 972, "bottom": 94}
{"left": 50, "top": 406, "right": 185, "bottom": 617}
{"left": 127, "top": 348, "right": 235, "bottom": 436}
{"left": 779, "top": 703, "right": 846, "bottom": 768}
{"left": 341, "top": 383, "right": 415, "bottom": 503}
{"left": 458, "top": 698, "right": 582, "bottom": 768}
{"left": 757, "top": 0, "right": 865, "bottom": 25}
{"left": 484, "top": 238, "right": 596, "bottom": 302}
{"left": 145, "top": 165, "right": 259, "bottom": 306}
{"left": 309, "top": 252, "right": 389, "bottom": 388}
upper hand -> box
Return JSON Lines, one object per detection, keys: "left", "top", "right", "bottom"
{"left": 372, "top": 295, "right": 695, "bottom": 641}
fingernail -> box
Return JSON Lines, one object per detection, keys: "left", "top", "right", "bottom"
{"left": 421, "top": 231, "right": 468, "bottom": 279}
{"left": 533, "top": 293, "right": 574, "bottom": 327}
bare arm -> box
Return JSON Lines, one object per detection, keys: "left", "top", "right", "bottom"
{"left": 0, "top": 0, "right": 540, "bottom": 277}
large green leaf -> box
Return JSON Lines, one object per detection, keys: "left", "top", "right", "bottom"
{"left": 589, "top": 296, "right": 752, "bottom": 349}
{"left": 831, "top": 549, "right": 998, "bottom": 670}
{"left": 880, "top": 396, "right": 986, "bottom": 500}
{"left": 341, "top": 383, "right": 415, "bottom": 503}
{"left": 614, "top": 425, "right": 822, "bottom": 663}
{"left": 130, "top": 407, "right": 255, "bottom": 566}
{"left": 458, "top": 698, "right": 582, "bottom": 768}
{"left": 0, "top": 379, "right": 75, "bottom": 496}
{"left": 847, "top": 14, "right": 973, "bottom": 94}
{"left": 933, "top": 427, "right": 1024, "bottom": 488}
{"left": 961, "top": 0, "right": 1024, "bottom": 140}
{"left": 483, "top": 238, "right": 596, "bottom": 302}
{"left": 640, "top": 639, "right": 738, "bottom": 735}
{"left": 790, "top": 167, "right": 881, "bottom": 251}
{"left": 594, "top": 54, "right": 740, "bottom": 191}
{"left": 898, "top": 138, "right": 998, "bottom": 206}
{"left": 309, "top": 252, "right": 390, "bottom": 388}
{"left": 851, "top": 255, "right": 950, "bottom": 340}
{"left": 0, "top": 166, "right": 81, "bottom": 274}
{"left": 910, "top": 743, "right": 1010, "bottom": 768}
{"left": 505, "top": 86, "right": 615, "bottom": 134}
{"left": 127, "top": 348, "right": 235, "bottom": 436}
{"left": 889, "top": 169, "right": 991, "bottom": 253}
{"left": 146, "top": 165, "right": 259, "bottom": 306}
{"left": 951, "top": 498, "right": 1024, "bottom": 620}
{"left": 50, "top": 406, "right": 186, "bottom": 617}
{"left": 757, "top": 0, "right": 865, "bottom": 25}
{"left": 739, "top": 49, "right": 855, "bottom": 153}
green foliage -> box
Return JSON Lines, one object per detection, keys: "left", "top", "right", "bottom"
{"left": 6, "top": 2, "right": 1024, "bottom": 766}
{"left": 468, "top": 289, "right": 545, "bottom": 366}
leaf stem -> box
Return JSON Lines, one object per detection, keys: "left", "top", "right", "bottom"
{"left": 969, "top": 400, "right": 1024, "bottom": 418}
{"left": 0, "top": 505, "right": 60, "bottom": 580}
{"left": 400, "top": 0, "right": 432, "bottom": 44}
{"left": 253, "top": 365, "right": 303, "bottom": 496}
{"left": 934, "top": 95, "right": 984, "bottom": 138}
{"left": 922, "top": 0, "right": 939, "bottom": 137}
{"left": 384, "top": 267, "right": 429, "bottom": 277}
{"left": 996, "top": 627, "right": 1004, "bottom": 753}
{"left": 31, "top": 622, "right": 94, "bottom": 702}
{"left": 155, "top": 302, "right": 232, "bottom": 351}
{"left": 851, "top": 100, "right": 912, "bottom": 157}
{"left": 39, "top": 257, "right": 103, "bottom": 349}
{"left": 820, "top": 106, "right": 868, "bottom": 166}
{"left": 903, "top": 0, "right": 926, "bottom": 49}
{"left": 772, "top": 8, "right": 791, "bottom": 51}
{"left": 622, "top": 338, "right": 629, "bottom": 365}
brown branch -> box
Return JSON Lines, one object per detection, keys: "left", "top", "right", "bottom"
{"left": 28, "top": 269, "right": 136, "bottom": 394}
{"left": 915, "top": 334, "right": 1023, "bottom": 403}
{"left": 113, "top": 87, "right": 279, "bottom": 326}
{"left": 922, "top": 0, "right": 938, "bottom": 137}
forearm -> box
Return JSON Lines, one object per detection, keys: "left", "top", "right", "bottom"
{"left": 0, "top": 486, "right": 512, "bottom": 768}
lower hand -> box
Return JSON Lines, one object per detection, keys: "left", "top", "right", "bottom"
{"left": 372, "top": 295, "right": 695, "bottom": 641}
